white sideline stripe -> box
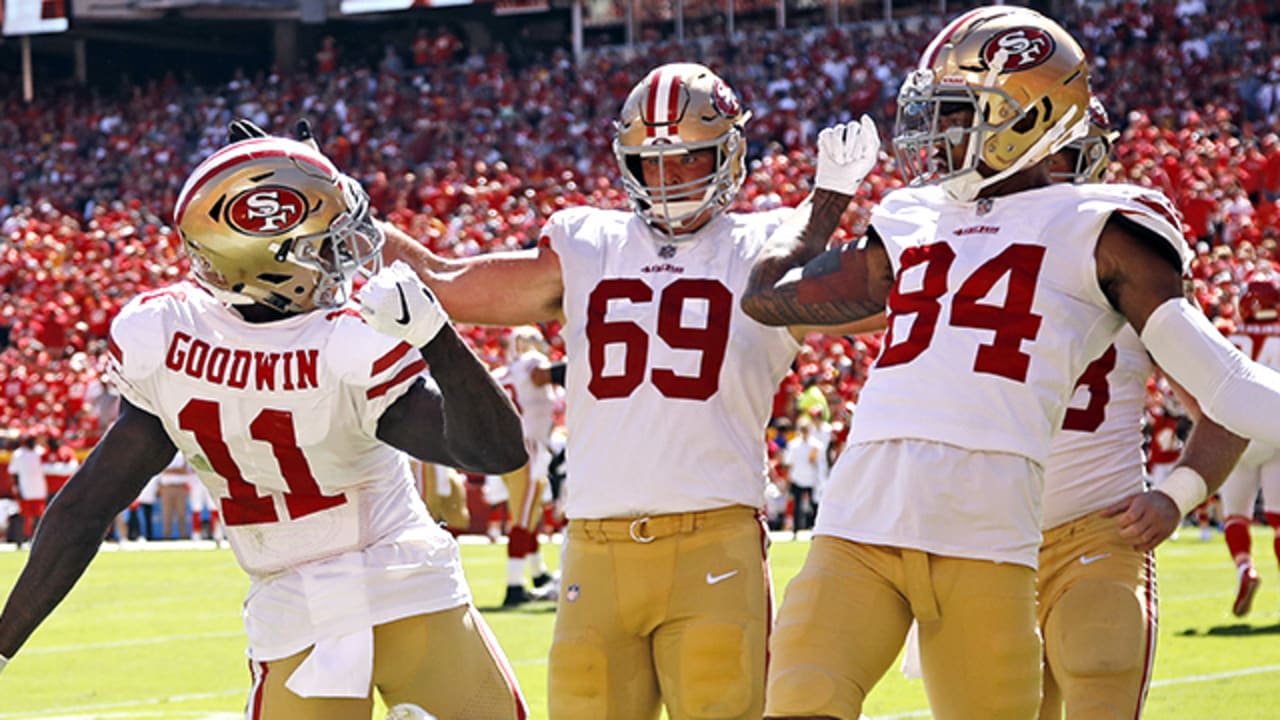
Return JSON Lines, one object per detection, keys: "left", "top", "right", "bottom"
{"left": 23, "top": 631, "right": 242, "bottom": 655}
{"left": 1149, "top": 662, "right": 1280, "bottom": 687}
{"left": 0, "top": 690, "right": 243, "bottom": 718}
{"left": 864, "top": 663, "right": 1280, "bottom": 720}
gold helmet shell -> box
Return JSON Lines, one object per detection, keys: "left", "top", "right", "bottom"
{"left": 893, "top": 6, "right": 1091, "bottom": 200}
{"left": 174, "top": 137, "right": 382, "bottom": 314}
{"left": 614, "top": 63, "right": 750, "bottom": 237}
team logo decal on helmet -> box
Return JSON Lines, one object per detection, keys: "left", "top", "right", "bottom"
{"left": 980, "top": 28, "right": 1056, "bottom": 72}
{"left": 225, "top": 186, "right": 309, "bottom": 236}
{"left": 893, "top": 6, "right": 1091, "bottom": 201}
{"left": 711, "top": 79, "right": 742, "bottom": 118}
{"left": 175, "top": 136, "right": 383, "bottom": 314}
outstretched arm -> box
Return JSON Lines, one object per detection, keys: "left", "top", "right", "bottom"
{"left": 0, "top": 400, "right": 176, "bottom": 659}
{"left": 381, "top": 221, "right": 564, "bottom": 327}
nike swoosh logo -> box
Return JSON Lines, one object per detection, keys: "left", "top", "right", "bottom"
{"left": 394, "top": 285, "right": 411, "bottom": 325}
{"left": 706, "top": 570, "right": 739, "bottom": 585}
{"left": 1079, "top": 553, "right": 1111, "bottom": 566}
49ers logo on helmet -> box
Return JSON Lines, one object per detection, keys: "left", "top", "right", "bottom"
{"left": 226, "top": 186, "right": 308, "bottom": 236}
{"left": 710, "top": 79, "right": 741, "bottom": 118}
{"left": 981, "top": 27, "right": 1056, "bottom": 72}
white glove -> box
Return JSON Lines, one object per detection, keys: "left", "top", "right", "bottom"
{"left": 814, "top": 114, "right": 881, "bottom": 195}
{"left": 358, "top": 261, "right": 450, "bottom": 347}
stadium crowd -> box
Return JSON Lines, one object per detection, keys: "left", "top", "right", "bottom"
{"left": 1, "top": 0, "right": 1280, "bottom": 495}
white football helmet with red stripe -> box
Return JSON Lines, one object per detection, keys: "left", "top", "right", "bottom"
{"left": 175, "top": 137, "right": 382, "bottom": 314}
{"left": 893, "top": 6, "right": 1091, "bottom": 201}
{"left": 614, "top": 63, "right": 750, "bottom": 237}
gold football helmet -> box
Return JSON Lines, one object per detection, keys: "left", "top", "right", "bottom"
{"left": 1051, "top": 95, "right": 1118, "bottom": 184}
{"left": 893, "top": 6, "right": 1091, "bottom": 201}
{"left": 614, "top": 63, "right": 750, "bottom": 237}
{"left": 174, "top": 137, "right": 382, "bottom": 314}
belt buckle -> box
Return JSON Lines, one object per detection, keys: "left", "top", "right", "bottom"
{"left": 629, "top": 516, "right": 655, "bottom": 543}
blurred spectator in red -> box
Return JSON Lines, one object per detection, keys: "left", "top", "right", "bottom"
{"left": 6, "top": 436, "right": 46, "bottom": 547}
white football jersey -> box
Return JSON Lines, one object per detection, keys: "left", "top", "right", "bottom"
{"left": 819, "top": 183, "right": 1189, "bottom": 566}
{"left": 108, "top": 282, "right": 470, "bottom": 662}
{"left": 1041, "top": 326, "right": 1153, "bottom": 529}
{"left": 545, "top": 207, "right": 801, "bottom": 518}
{"left": 496, "top": 349, "right": 558, "bottom": 443}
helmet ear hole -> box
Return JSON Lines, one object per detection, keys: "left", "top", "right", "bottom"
{"left": 1012, "top": 104, "right": 1041, "bottom": 134}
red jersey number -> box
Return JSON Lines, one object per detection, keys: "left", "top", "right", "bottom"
{"left": 1061, "top": 345, "right": 1117, "bottom": 433}
{"left": 586, "top": 278, "right": 732, "bottom": 401}
{"left": 177, "top": 398, "right": 346, "bottom": 526}
{"left": 877, "top": 242, "right": 1047, "bottom": 382}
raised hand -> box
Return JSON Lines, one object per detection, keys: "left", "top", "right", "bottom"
{"left": 814, "top": 114, "right": 881, "bottom": 195}
{"left": 358, "top": 261, "right": 450, "bottom": 348}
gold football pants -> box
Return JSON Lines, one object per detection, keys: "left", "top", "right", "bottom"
{"left": 549, "top": 505, "right": 770, "bottom": 720}
{"left": 766, "top": 535, "right": 1040, "bottom": 720}
{"left": 247, "top": 606, "right": 525, "bottom": 720}
{"left": 1037, "top": 512, "right": 1156, "bottom": 720}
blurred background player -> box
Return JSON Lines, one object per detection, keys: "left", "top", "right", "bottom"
{"left": 492, "top": 325, "right": 562, "bottom": 607}
{"left": 155, "top": 450, "right": 194, "bottom": 540}
{"left": 409, "top": 459, "right": 472, "bottom": 533}
{"left": 1220, "top": 273, "right": 1280, "bottom": 616}
{"left": 188, "top": 455, "right": 224, "bottom": 545}
{"left": 381, "top": 62, "right": 839, "bottom": 720}
{"left": 0, "top": 132, "right": 530, "bottom": 719}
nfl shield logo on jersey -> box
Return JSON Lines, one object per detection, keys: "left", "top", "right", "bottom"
{"left": 565, "top": 583, "right": 581, "bottom": 602}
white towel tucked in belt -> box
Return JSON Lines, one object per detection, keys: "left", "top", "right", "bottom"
{"left": 285, "top": 628, "right": 374, "bottom": 698}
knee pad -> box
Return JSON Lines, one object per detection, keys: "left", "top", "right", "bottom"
{"left": 1045, "top": 580, "right": 1146, "bottom": 679}
{"left": 766, "top": 665, "right": 842, "bottom": 718}
{"left": 548, "top": 637, "right": 609, "bottom": 718}
{"left": 675, "top": 621, "right": 754, "bottom": 718}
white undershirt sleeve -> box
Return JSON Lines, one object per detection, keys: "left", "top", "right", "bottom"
{"left": 1140, "top": 298, "right": 1280, "bottom": 444}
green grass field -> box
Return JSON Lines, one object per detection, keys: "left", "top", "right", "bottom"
{"left": 1, "top": 528, "right": 1278, "bottom": 719}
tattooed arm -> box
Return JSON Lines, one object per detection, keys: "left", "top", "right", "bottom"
{"left": 742, "top": 188, "right": 894, "bottom": 327}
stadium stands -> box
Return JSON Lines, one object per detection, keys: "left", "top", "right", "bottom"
{"left": 1, "top": 0, "right": 1279, "bottom": 453}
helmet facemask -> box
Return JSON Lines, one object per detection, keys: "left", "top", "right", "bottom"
{"left": 290, "top": 176, "right": 383, "bottom": 309}
{"left": 613, "top": 62, "right": 749, "bottom": 241}
{"left": 893, "top": 7, "right": 1092, "bottom": 202}
{"left": 615, "top": 133, "right": 743, "bottom": 237}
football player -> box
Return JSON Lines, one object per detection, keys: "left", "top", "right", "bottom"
{"left": 837, "top": 102, "right": 1250, "bottom": 719}
{"left": 1219, "top": 273, "right": 1280, "bottom": 617}
{"left": 1035, "top": 106, "right": 1248, "bottom": 719}
{"left": 492, "top": 325, "right": 563, "bottom": 607}
{"left": 380, "top": 62, "right": 865, "bottom": 719}
{"left": 742, "top": 7, "right": 1280, "bottom": 719}
{"left": 409, "top": 459, "right": 472, "bottom": 532}
{"left": 0, "top": 135, "right": 530, "bottom": 720}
